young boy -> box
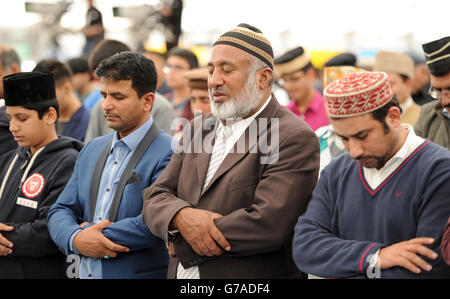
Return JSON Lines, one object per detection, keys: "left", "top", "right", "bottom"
{"left": 0, "top": 72, "right": 82, "bottom": 278}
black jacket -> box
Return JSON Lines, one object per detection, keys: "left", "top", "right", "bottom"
{"left": 0, "top": 137, "right": 82, "bottom": 279}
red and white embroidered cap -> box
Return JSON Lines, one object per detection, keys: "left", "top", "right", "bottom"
{"left": 323, "top": 71, "right": 393, "bottom": 118}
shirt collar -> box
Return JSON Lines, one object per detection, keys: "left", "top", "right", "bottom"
{"left": 111, "top": 116, "right": 154, "bottom": 151}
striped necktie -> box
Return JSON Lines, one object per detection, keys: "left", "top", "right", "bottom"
{"left": 203, "top": 124, "right": 233, "bottom": 190}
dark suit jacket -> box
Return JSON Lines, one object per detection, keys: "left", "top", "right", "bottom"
{"left": 142, "top": 96, "right": 320, "bottom": 279}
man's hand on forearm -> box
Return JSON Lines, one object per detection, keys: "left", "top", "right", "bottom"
{"left": 172, "top": 207, "right": 231, "bottom": 257}
{"left": 379, "top": 237, "right": 438, "bottom": 274}
{"left": 73, "top": 220, "right": 130, "bottom": 258}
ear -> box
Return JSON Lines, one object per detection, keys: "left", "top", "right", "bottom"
{"left": 256, "top": 68, "right": 273, "bottom": 90}
{"left": 386, "top": 106, "right": 402, "bottom": 128}
{"left": 63, "top": 81, "right": 72, "bottom": 93}
{"left": 44, "top": 107, "right": 58, "bottom": 125}
{"left": 141, "top": 92, "right": 155, "bottom": 113}
{"left": 305, "top": 67, "right": 317, "bottom": 83}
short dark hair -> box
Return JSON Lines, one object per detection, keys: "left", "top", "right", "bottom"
{"left": 23, "top": 100, "right": 59, "bottom": 119}
{"left": 167, "top": 47, "right": 199, "bottom": 69}
{"left": 33, "top": 59, "right": 72, "bottom": 87}
{"left": 95, "top": 51, "right": 157, "bottom": 98}
{"left": 370, "top": 95, "right": 402, "bottom": 133}
{"left": 66, "top": 57, "right": 89, "bottom": 74}
{"left": 89, "top": 39, "right": 131, "bottom": 72}
{"left": 299, "top": 62, "right": 314, "bottom": 73}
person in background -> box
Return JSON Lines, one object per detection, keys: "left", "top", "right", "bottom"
{"left": 158, "top": 0, "right": 183, "bottom": 52}
{"left": 275, "top": 46, "right": 329, "bottom": 131}
{"left": 0, "top": 45, "right": 20, "bottom": 156}
{"left": 164, "top": 47, "right": 198, "bottom": 132}
{"left": 324, "top": 52, "right": 357, "bottom": 69}
{"left": 185, "top": 67, "right": 210, "bottom": 116}
{"left": 293, "top": 71, "right": 450, "bottom": 278}
{"left": 172, "top": 67, "right": 210, "bottom": 139}
{"left": 34, "top": 59, "right": 90, "bottom": 142}
{"left": 408, "top": 52, "right": 435, "bottom": 106}
{"left": 271, "top": 67, "right": 290, "bottom": 106}
{"left": 66, "top": 57, "right": 98, "bottom": 105}
{"left": 414, "top": 36, "right": 450, "bottom": 149}
{"left": 142, "top": 50, "right": 173, "bottom": 99}
{"left": 82, "top": 0, "right": 104, "bottom": 58}
{"left": 47, "top": 52, "right": 173, "bottom": 279}
{"left": 0, "top": 72, "right": 82, "bottom": 278}
{"left": 374, "top": 50, "right": 421, "bottom": 126}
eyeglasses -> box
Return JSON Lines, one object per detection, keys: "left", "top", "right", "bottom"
{"left": 428, "top": 86, "right": 450, "bottom": 100}
{"left": 163, "top": 64, "right": 188, "bottom": 74}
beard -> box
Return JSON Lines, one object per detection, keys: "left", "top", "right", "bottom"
{"left": 357, "top": 155, "right": 389, "bottom": 169}
{"left": 209, "top": 73, "right": 263, "bottom": 121}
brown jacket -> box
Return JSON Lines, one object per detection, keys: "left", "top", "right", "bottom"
{"left": 142, "top": 96, "right": 320, "bottom": 279}
{"left": 401, "top": 101, "right": 421, "bottom": 126}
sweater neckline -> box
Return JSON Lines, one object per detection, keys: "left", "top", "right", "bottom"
{"left": 357, "top": 140, "right": 430, "bottom": 196}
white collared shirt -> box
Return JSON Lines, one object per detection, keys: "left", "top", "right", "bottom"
{"left": 362, "top": 124, "right": 425, "bottom": 190}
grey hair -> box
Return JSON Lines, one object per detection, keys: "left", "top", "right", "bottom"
{"left": 248, "top": 55, "right": 274, "bottom": 87}
{"left": 0, "top": 46, "right": 21, "bottom": 72}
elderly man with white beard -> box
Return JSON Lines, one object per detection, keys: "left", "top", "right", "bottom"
{"left": 142, "top": 23, "right": 320, "bottom": 279}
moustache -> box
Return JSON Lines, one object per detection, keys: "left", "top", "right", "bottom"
{"left": 104, "top": 112, "right": 120, "bottom": 119}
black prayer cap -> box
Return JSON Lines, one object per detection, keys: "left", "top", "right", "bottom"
{"left": 213, "top": 23, "right": 274, "bottom": 69}
{"left": 324, "top": 52, "right": 357, "bottom": 67}
{"left": 274, "top": 46, "right": 311, "bottom": 75}
{"left": 422, "top": 36, "right": 450, "bottom": 77}
{"left": 3, "top": 72, "right": 56, "bottom": 107}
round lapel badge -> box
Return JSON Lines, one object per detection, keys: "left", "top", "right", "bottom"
{"left": 22, "top": 173, "right": 45, "bottom": 198}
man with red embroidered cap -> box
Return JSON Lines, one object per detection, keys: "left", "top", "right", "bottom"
{"left": 292, "top": 71, "right": 450, "bottom": 278}
{"left": 0, "top": 72, "right": 82, "bottom": 278}
{"left": 275, "top": 46, "right": 329, "bottom": 131}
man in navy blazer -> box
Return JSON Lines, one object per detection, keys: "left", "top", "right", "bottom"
{"left": 47, "top": 52, "right": 174, "bottom": 279}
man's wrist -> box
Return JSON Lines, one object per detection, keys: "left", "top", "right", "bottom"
{"left": 170, "top": 206, "right": 191, "bottom": 230}
{"left": 69, "top": 228, "right": 83, "bottom": 254}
